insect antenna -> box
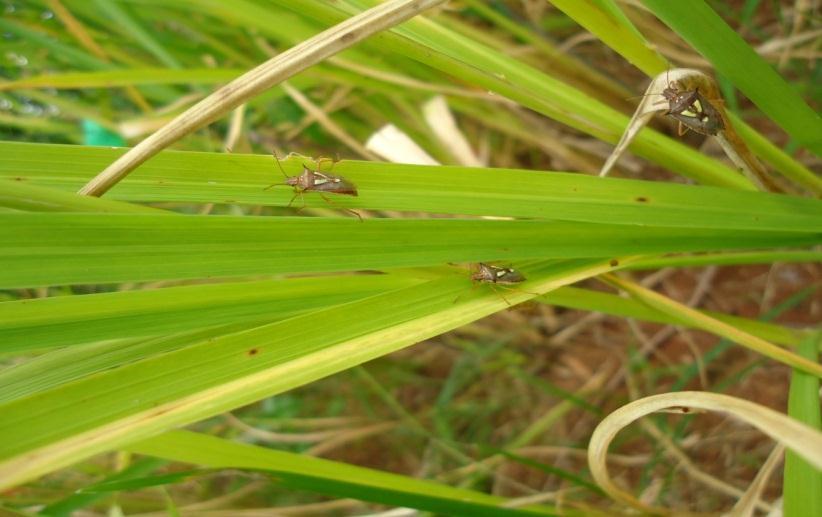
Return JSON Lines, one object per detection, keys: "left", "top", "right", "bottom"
{"left": 625, "top": 91, "right": 664, "bottom": 102}
{"left": 263, "top": 153, "right": 290, "bottom": 190}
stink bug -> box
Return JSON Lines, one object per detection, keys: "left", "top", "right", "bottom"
{"left": 457, "top": 263, "right": 531, "bottom": 305}
{"left": 471, "top": 263, "right": 526, "bottom": 285}
{"left": 265, "top": 154, "right": 361, "bottom": 220}
{"left": 661, "top": 82, "right": 724, "bottom": 136}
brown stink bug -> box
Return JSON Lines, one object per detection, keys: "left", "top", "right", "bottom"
{"left": 265, "top": 154, "right": 361, "bottom": 220}
{"left": 471, "top": 263, "right": 526, "bottom": 285}
{"left": 661, "top": 81, "right": 724, "bottom": 136}
{"left": 457, "top": 263, "right": 531, "bottom": 305}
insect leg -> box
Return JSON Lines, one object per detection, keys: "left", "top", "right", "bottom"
{"left": 453, "top": 281, "right": 481, "bottom": 304}
{"left": 497, "top": 284, "right": 540, "bottom": 297}
{"left": 319, "top": 193, "right": 362, "bottom": 221}
{"left": 316, "top": 155, "right": 340, "bottom": 174}
{"left": 287, "top": 191, "right": 303, "bottom": 210}
{"left": 489, "top": 284, "right": 512, "bottom": 306}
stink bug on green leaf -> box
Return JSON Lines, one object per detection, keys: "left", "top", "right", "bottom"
{"left": 265, "top": 154, "right": 361, "bottom": 220}
{"left": 661, "top": 82, "right": 724, "bottom": 136}
{"left": 458, "top": 263, "right": 533, "bottom": 305}
{"left": 471, "top": 263, "right": 526, "bottom": 285}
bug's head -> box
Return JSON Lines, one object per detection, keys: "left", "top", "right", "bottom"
{"left": 471, "top": 263, "right": 495, "bottom": 282}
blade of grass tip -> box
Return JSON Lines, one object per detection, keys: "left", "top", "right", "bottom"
{"left": 784, "top": 331, "right": 822, "bottom": 517}
{"left": 600, "top": 274, "right": 822, "bottom": 377}
{"left": 77, "top": 0, "right": 448, "bottom": 197}
{"left": 640, "top": 0, "right": 822, "bottom": 155}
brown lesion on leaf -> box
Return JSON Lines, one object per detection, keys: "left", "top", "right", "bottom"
{"left": 635, "top": 196, "right": 649, "bottom": 203}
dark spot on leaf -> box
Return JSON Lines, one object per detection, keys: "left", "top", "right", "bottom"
{"left": 149, "top": 405, "right": 174, "bottom": 417}
{"left": 609, "top": 259, "right": 619, "bottom": 267}
{"left": 247, "top": 348, "right": 259, "bottom": 356}
{"left": 635, "top": 196, "right": 648, "bottom": 203}
{"left": 340, "top": 31, "right": 356, "bottom": 43}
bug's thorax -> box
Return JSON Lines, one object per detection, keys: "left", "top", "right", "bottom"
{"left": 291, "top": 167, "right": 316, "bottom": 190}
{"left": 661, "top": 83, "right": 698, "bottom": 115}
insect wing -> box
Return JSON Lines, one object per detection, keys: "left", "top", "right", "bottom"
{"left": 663, "top": 87, "right": 698, "bottom": 115}
{"left": 664, "top": 88, "right": 724, "bottom": 136}
{"left": 694, "top": 92, "right": 724, "bottom": 134}
{"left": 496, "top": 267, "right": 526, "bottom": 284}
{"left": 308, "top": 173, "right": 358, "bottom": 196}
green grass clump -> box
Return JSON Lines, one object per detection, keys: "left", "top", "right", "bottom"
{"left": 0, "top": 1, "right": 819, "bottom": 515}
